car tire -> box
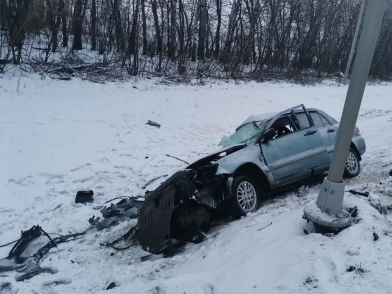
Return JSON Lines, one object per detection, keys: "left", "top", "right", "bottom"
{"left": 228, "top": 175, "right": 260, "bottom": 218}
{"left": 344, "top": 149, "right": 360, "bottom": 178}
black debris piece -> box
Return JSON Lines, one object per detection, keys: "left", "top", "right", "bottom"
{"left": 106, "top": 282, "right": 116, "bottom": 290}
{"left": 53, "top": 204, "right": 62, "bottom": 211}
{"left": 75, "top": 190, "right": 94, "bottom": 203}
{"left": 389, "top": 169, "right": 392, "bottom": 177}
{"left": 108, "top": 226, "right": 137, "bottom": 250}
{"left": 146, "top": 120, "right": 161, "bottom": 128}
{"left": 89, "top": 198, "right": 144, "bottom": 231}
{"left": 165, "top": 154, "right": 190, "bottom": 164}
{"left": 0, "top": 225, "right": 87, "bottom": 275}
{"left": 373, "top": 232, "right": 379, "bottom": 241}
{"left": 257, "top": 222, "right": 272, "bottom": 231}
{"left": 8, "top": 226, "right": 42, "bottom": 259}
{"left": 347, "top": 264, "right": 365, "bottom": 274}
{"left": 304, "top": 229, "right": 309, "bottom": 235}
{"left": 43, "top": 279, "right": 71, "bottom": 286}
{"left": 347, "top": 266, "right": 356, "bottom": 272}
{"left": 348, "top": 190, "right": 369, "bottom": 197}
{"left": 347, "top": 206, "right": 358, "bottom": 218}
{"left": 100, "top": 198, "right": 143, "bottom": 219}
{"left": 305, "top": 277, "right": 317, "bottom": 284}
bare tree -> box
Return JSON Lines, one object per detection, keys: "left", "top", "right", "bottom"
{"left": 72, "top": 0, "right": 83, "bottom": 50}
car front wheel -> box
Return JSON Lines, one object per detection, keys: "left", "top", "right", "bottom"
{"left": 228, "top": 175, "right": 260, "bottom": 218}
{"left": 344, "top": 149, "right": 360, "bottom": 178}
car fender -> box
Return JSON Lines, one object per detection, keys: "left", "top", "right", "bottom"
{"left": 215, "top": 142, "right": 275, "bottom": 188}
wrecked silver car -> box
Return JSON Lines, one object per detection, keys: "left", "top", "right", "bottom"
{"left": 138, "top": 104, "right": 366, "bottom": 253}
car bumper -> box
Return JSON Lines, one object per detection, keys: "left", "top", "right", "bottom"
{"left": 352, "top": 136, "right": 366, "bottom": 157}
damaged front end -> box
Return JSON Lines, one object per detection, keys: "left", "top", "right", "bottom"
{"left": 138, "top": 146, "right": 245, "bottom": 254}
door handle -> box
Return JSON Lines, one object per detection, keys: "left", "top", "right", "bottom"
{"left": 327, "top": 128, "right": 335, "bottom": 133}
{"left": 304, "top": 130, "right": 317, "bottom": 136}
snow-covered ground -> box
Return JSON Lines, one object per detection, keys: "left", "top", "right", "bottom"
{"left": 1, "top": 73, "right": 392, "bottom": 294}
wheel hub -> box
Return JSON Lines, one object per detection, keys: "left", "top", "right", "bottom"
{"left": 346, "top": 151, "right": 358, "bottom": 174}
{"left": 237, "top": 181, "right": 257, "bottom": 212}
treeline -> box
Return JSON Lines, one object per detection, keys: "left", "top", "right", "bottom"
{"left": 0, "top": 0, "right": 392, "bottom": 79}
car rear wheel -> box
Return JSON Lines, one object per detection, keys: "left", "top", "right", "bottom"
{"left": 344, "top": 149, "right": 360, "bottom": 178}
{"left": 228, "top": 175, "right": 260, "bottom": 218}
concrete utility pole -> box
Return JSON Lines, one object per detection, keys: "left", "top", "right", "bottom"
{"left": 304, "top": 0, "right": 386, "bottom": 231}
{"left": 344, "top": 0, "right": 367, "bottom": 84}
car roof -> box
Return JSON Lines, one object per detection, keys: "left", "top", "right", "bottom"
{"left": 240, "top": 112, "right": 278, "bottom": 126}
{"left": 238, "top": 107, "right": 333, "bottom": 129}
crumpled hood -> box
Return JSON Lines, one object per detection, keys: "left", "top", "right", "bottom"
{"left": 186, "top": 143, "right": 247, "bottom": 169}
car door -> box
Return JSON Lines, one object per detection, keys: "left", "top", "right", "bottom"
{"left": 310, "top": 111, "right": 335, "bottom": 159}
{"left": 261, "top": 110, "right": 330, "bottom": 186}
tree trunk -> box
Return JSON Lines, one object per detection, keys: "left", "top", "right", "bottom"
{"left": 91, "top": 0, "right": 96, "bottom": 50}
{"left": 72, "top": 0, "right": 83, "bottom": 50}
{"left": 60, "top": 0, "right": 68, "bottom": 47}
{"left": 167, "top": 0, "right": 176, "bottom": 58}
{"left": 197, "top": 0, "right": 206, "bottom": 60}
{"left": 113, "top": 0, "right": 125, "bottom": 51}
{"left": 178, "top": 0, "right": 185, "bottom": 59}
{"left": 150, "top": 0, "right": 162, "bottom": 56}
{"left": 46, "top": 0, "right": 61, "bottom": 53}
{"left": 128, "top": 0, "right": 139, "bottom": 55}
{"left": 214, "top": 0, "right": 221, "bottom": 58}
{"left": 141, "top": 0, "right": 147, "bottom": 55}
{"left": 11, "top": 0, "right": 30, "bottom": 64}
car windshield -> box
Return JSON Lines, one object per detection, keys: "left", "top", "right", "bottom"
{"left": 220, "top": 122, "right": 261, "bottom": 147}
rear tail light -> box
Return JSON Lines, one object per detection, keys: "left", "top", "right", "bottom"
{"left": 356, "top": 127, "right": 361, "bottom": 135}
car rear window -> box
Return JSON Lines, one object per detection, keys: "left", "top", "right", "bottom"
{"left": 310, "top": 112, "right": 323, "bottom": 128}
{"left": 319, "top": 114, "right": 331, "bottom": 126}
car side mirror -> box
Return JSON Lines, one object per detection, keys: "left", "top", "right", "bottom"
{"left": 262, "top": 128, "right": 277, "bottom": 142}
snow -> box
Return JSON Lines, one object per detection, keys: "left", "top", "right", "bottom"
{"left": 1, "top": 72, "right": 392, "bottom": 293}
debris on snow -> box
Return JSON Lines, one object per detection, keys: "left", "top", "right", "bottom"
{"left": 146, "top": 120, "right": 161, "bottom": 128}
{"left": 75, "top": 190, "right": 94, "bottom": 203}
{"left": 106, "top": 282, "right": 117, "bottom": 290}
{"left": 347, "top": 264, "right": 366, "bottom": 275}
{"left": 373, "top": 232, "right": 379, "bottom": 241}
{"left": 165, "top": 154, "right": 189, "bottom": 164}
{"left": 348, "top": 190, "right": 369, "bottom": 197}
{"left": 88, "top": 197, "right": 142, "bottom": 231}
{"left": 347, "top": 206, "right": 358, "bottom": 218}
{"left": 257, "top": 222, "right": 272, "bottom": 231}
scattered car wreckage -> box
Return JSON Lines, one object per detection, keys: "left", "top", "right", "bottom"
{"left": 0, "top": 104, "right": 367, "bottom": 280}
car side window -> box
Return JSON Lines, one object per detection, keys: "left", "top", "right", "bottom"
{"left": 269, "top": 116, "right": 295, "bottom": 140}
{"left": 292, "top": 113, "right": 310, "bottom": 129}
{"left": 319, "top": 114, "right": 331, "bottom": 126}
{"left": 310, "top": 112, "right": 323, "bottom": 128}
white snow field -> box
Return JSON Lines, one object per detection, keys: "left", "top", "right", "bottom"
{"left": 1, "top": 73, "right": 392, "bottom": 294}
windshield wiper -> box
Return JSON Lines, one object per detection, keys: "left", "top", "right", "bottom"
{"left": 252, "top": 121, "right": 261, "bottom": 130}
